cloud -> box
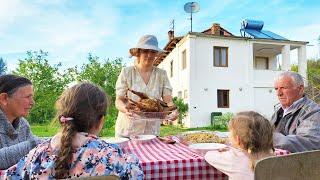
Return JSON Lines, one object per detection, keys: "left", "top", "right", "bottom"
{"left": 0, "top": 0, "right": 123, "bottom": 69}
{"left": 275, "top": 23, "right": 320, "bottom": 59}
{"left": 1, "top": 0, "right": 319, "bottom": 72}
{"left": 0, "top": 0, "right": 34, "bottom": 37}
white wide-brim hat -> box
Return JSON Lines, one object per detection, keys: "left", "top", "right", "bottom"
{"left": 129, "top": 35, "right": 164, "bottom": 57}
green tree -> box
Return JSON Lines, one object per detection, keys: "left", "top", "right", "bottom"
{"left": 307, "top": 59, "right": 320, "bottom": 90}
{"left": 291, "top": 58, "right": 320, "bottom": 87}
{"left": 0, "top": 57, "right": 7, "bottom": 75}
{"left": 14, "top": 50, "right": 75, "bottom": 123}
{"left": 291, "top": 64, "right": 298, "bottom": 72}
{"left": 76, "top": 54, "right": 124, "bottom": 128}
{"left": 172, "top": 97, "right": 189, "bottom": 125}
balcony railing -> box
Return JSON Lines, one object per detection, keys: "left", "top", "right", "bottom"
{"left": 253, "top": 69, "right": 283, "bottom": 87}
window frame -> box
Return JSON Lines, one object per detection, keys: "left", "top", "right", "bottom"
{"left": 213, "top": 46, "right": 229, "bottom": 67}
{"left": 217, "top": 89, "right": 230, "bottom": 108}
{"left": 170, "top": 60, "right": 173, "bottom": 77}
{"left": 181, "top": 49, "right": 187, "bottom": 70}
{"left": 254, "top": 56, "right": 269, "bottom": 70}
{"left": 184, "top": 89, "right": 188, "bottom": 99}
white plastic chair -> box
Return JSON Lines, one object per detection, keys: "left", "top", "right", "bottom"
{"left": 254, "top": 150, "right": 320, "bottom": 180}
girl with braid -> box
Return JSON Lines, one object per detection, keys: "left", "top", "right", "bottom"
{"left": 4, "top": 82, "right": 143, "bottom": 179}
{"left": 205, "top": 111, "right": 274, "bottom": 180}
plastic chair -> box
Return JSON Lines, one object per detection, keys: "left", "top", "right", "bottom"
{"left": 254, "top": 150, "right": 320, "bottom": 180}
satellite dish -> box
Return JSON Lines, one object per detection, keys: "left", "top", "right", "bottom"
{"left": 184, "top": 2, "right": 200, "bottom": 32}
{"left": 184, "top": 2, "right": 200, "bottom": 13}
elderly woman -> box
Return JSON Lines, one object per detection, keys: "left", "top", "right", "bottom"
{"left": 0, "top": 74, "right": 40, "bottom": 169}
{"left": 3, "top": 82, "right": 143, "bottom": 179}
{"left": 115, "top": 35, "right": 178, "bottom": 137}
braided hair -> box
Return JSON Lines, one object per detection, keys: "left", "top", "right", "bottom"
{"left": 54, "top": 82, "right": 108, "bottom": 178}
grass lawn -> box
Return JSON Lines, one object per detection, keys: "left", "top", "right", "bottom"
{"left": 31, "top": 124, "right": 227, "bottom": 137}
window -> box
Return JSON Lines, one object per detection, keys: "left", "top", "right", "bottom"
{"left": 182, "top": 50, "right": 187, "bottom": 70}
{"left": 178, "top": 91, "right": 182, "bottom": 98}
{"left": 217, "top": 90, "right": 229, "bottom": 108}
{"left": 170, "top": 60, "right": 173, "bottom": 77}
{"left": 255, "top": 56, "right": 269, "bottom": 70}
{"left": 213, "top": 46, "right": 228, "bottom": 67}
{"left": 184, "top": 89, "right": 188, "bottom": 99}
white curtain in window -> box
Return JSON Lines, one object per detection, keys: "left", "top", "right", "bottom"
{"left": 214, "top": 48, "right": 220, "bottom": 66}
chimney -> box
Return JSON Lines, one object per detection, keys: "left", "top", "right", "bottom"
{"left": 211, "top": 23, "right": 221, "bottom": 35}
{"left": 168, "top": 30, "right": 174, "bottom": 41}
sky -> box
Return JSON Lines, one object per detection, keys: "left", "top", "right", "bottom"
{"left": 0, "top": 0, "right": 319, "bottom": 72}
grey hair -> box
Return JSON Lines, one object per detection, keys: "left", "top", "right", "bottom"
{"left": 278, "top": 71, "right": 304, "bottom": 86}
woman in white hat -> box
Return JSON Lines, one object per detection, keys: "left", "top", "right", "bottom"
{"left": 115, "top": 35, "right": 177, "bottom": 137}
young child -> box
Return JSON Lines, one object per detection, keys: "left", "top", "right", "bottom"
{"left": 205, "top": 111, "right": 274, "bottom": 180}
{"left": 4, "top": 82, "right": 144, "bottom": 179}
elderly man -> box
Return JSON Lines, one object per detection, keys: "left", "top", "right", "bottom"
{"left": 271, "top": 71, "right": 320, "bottom": 152}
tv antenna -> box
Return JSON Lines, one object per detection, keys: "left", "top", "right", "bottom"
{"left": 170, "top": 19, "right": 175, "bottom": 32}
{"left": 184, "top": 2, "right": 200, "bottom": 32}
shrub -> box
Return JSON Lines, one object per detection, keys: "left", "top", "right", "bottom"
{"left": 172, "top": 97, "right": 188, "bottom": 124}
{"left": 211, "top": 112, "right": 233, "bottom": 130}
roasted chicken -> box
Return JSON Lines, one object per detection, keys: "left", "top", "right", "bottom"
{"left": 126, "top": 89, "right": 177, "bottom": 112}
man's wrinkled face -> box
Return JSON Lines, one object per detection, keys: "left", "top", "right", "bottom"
{"left": 274, "top": 76, "right": 304, "bottom": 108}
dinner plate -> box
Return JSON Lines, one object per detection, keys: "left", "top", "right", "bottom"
{"left": 178, "top": 131, "right": 228, "bottom": 144}
{"left": 189, "top": 143, "right": 227, "bottom": 150}
{"left": 102, "top": 137, "right": 129, "bottom": 147}
{"left": 189, "top": 143, "right": 227, "bottom": 156}
{"left": 131, "top": 134, "right": 156, "bottom": 143}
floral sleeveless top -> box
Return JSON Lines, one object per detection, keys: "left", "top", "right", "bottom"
{"left": 3, "top": 133, "right": 144, "bottom": 179}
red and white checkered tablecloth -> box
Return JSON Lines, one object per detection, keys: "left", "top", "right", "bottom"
{"left": 275, "top": 148, "right": 290, "bottom": 156}
{"left": 122, "top": 138, "right": 228, "bottom": 180}
{"left": 122, "top": 136, "right": 290, "bottom": 180}
{"left": 0, "top": 139, "right": 290, "bottom": 179}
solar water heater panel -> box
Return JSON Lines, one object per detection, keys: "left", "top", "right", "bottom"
{"left": 243, "top": 29, "right": 271, "bottom": 39}
{"left": 261, "top": 30, "right": 287, "bottom": 40}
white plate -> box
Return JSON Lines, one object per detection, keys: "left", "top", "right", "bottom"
{"left": 189, "top": 143, "right": 227, "bottom": 156}
{"left": 102, "top": 137, "right": 129, "bottom": 144}
{"left": 131, "top": 134, "right": 156, "bottom": 143}
{"left": 189, "top": 143, "right": 227, "bottom": 150}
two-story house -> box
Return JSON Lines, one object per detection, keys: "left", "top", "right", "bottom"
{"left": 156, "top": 20, "right": 307, "bottom": 128}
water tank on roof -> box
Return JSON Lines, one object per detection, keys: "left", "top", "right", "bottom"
{"left": 242, "top": 19, "right": 264, "bottom": 30}
{"left": 240, "top": 19, "right": 287, "bottom": 40}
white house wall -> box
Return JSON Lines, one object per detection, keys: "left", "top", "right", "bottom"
{"left": 158, "top": 38, "right": 190, "bottom": 98}
{"left": 253, "top": 87, "right": 279, "bottom": 118}
{"left": 187, "top": 36, "right": 257, "bottom": 127}
{"left": 158, "top": 37, "right": 192, "bottom": 126}
{"left": 158, "top": 34, "right": 307, "bottom": 128}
